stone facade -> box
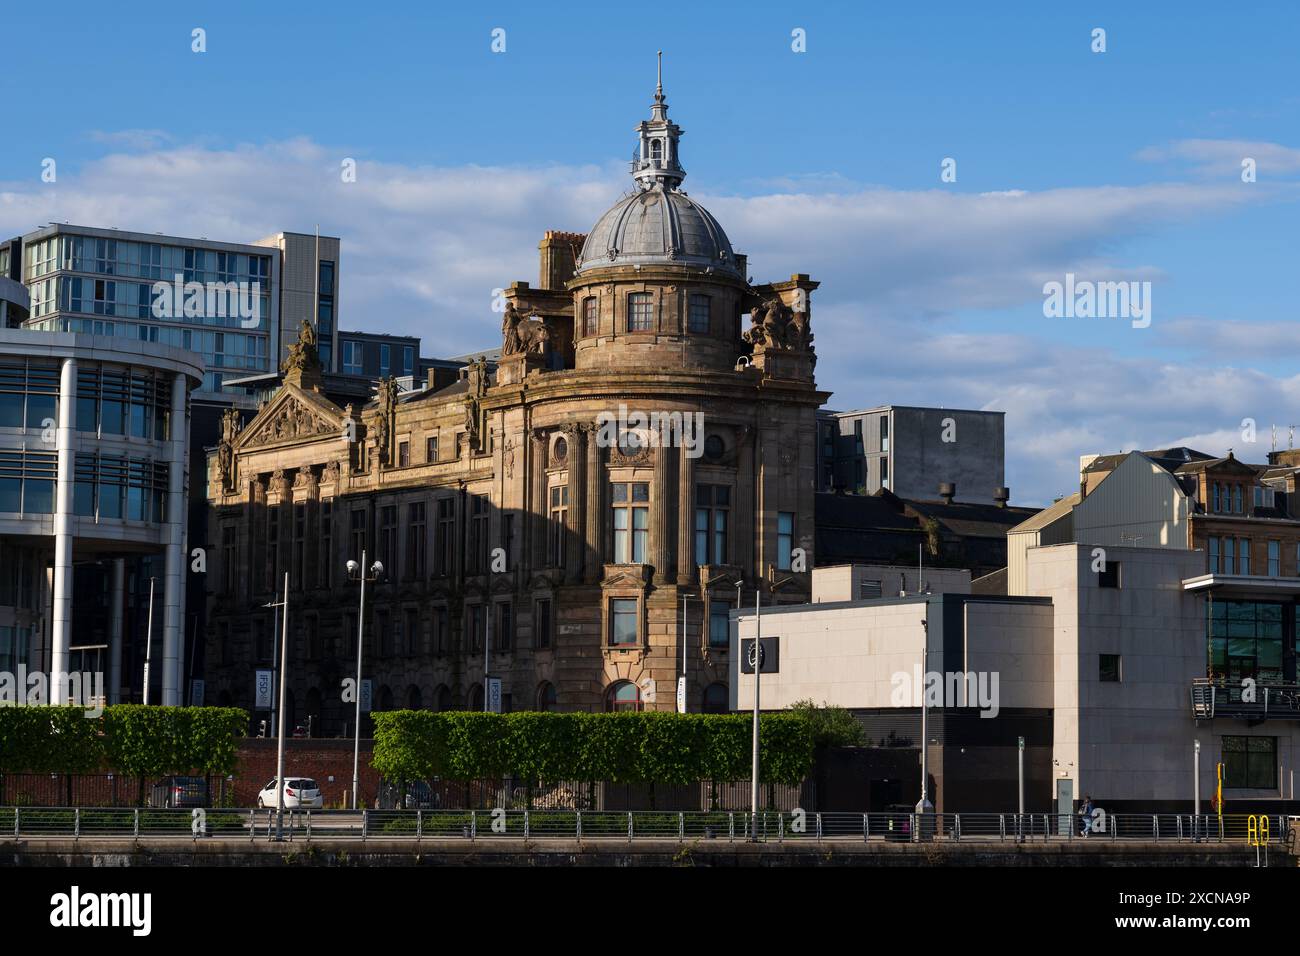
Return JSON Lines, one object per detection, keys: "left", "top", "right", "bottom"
{"left": 204, "top": 84, "right": 828, "bottom": 727}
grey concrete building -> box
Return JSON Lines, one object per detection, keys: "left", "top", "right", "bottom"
{"left": 733, "top": 541, "right": 1300, "bottom": 814}
{"left": 817, "top": 405, "right": 1007, "bottom": 505}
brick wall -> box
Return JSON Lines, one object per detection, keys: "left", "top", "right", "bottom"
{"left": 235, "top": 737, "right": 379, "bottom": 807}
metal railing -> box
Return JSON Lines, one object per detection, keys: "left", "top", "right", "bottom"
{"left": 2, "top": 808, "right": 1289, "bottom": 846}
{"left": 1191, "top": 677, "right": 1300, "bottom": 720}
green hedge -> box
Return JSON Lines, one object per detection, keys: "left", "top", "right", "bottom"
{"left": 371, "top": 711, "right": 815, "bottom": 786}
{"left": 0, "top": 705, "right": 248, "bottom": 777}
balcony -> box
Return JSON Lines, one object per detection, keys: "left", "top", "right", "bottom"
{"left": 1191, "top": 677, "right": 1300, "bottom": 721}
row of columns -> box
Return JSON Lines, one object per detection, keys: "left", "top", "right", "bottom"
{"left": 48, "top": 358, "right": 189, "bottom": 706}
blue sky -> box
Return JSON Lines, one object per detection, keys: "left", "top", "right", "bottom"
{"left": 3, "top": 1, "right": 1299, "bottom": 504}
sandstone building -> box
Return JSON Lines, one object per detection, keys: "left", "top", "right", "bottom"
{"left": 204, "top": 76, "right": 827, "bottom": 728}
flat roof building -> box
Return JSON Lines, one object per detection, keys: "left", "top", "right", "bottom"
{"left": 0, "top": 329, "right": 203, "bottom": 705}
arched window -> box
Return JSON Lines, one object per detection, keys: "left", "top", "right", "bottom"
{"left": 702, "top": 682, "right": 729, "bottom": 714}
{"left": 377, "top": 685, "right": 393, "bottom": 712}
{"left": 605, "top": 680, "right": 642, "bottom": 713}
{"left": 435, "top": 685, "right": 453, "bottom": 712}
{"left": 406, "top": 685, "right": 423, "bottom": 710}
{"left": 469, "top": 684, "right": 484, "bottom": 712}
{"left": 650, "top": 139, "right": 662, "bottom": 161}
{"left": 537, "top": 681, "right": 557, "bottom": 712}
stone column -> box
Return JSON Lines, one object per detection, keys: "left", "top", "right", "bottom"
{"left": 584, "top": 429, "right": 603, "bottom": 583}
{"left": 50, "top": 357, "right": 76, "bottom": 703}
{"left": 676, "top": 442, "right": 695, "bottom": 585}
{"left": 652, "top": 444, "right": 671, "bottom": 584}
{"left": 564, "top": 425, "right": 585, "bottom": 583}
{"left": 531, "top": 430, "right": 548, "bottom": 570}
{"left": 109, "top": 558, "right": 125, "bottom": 704}
{"left": 161, "top": 371, "right": 188, "bottom": 706}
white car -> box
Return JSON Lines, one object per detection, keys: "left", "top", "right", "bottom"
{"left": 257, "top": 777, "right": 323, "bottom": 809}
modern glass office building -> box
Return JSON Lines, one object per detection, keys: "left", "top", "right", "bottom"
{"left": 0, "top": 329, "right": 203, "bottom": 705}
{"left": 20, "top": 224, "right": 274, "bottom": 397}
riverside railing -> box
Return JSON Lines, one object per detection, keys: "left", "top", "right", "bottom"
{"left": 2, "top": 808, "right": 1291, "bottom": 845}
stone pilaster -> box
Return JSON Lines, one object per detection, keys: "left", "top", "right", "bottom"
{"left": 563, "top": 424, "right": 584, "bottom": 583}
{"left": 677, "top": 442, "right": 696, "bottom": 584}
{"left": 652, "top": 444, "right": 671, "bottom": 584}
{"left": 584, "top": 427, "right": 604, "bottom": 583}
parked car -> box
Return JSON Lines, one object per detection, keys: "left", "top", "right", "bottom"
{"left": 257, "top": 777, "right": 323, "bottom": 809}
{"left": 377, "top": 779, "right": 438, "bottom": 810}
{"left": 148, "top": 775, "right": 210, "bottom": 809}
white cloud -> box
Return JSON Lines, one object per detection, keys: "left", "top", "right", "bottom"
{"left": 0, "top": 135, "right": 1292, "bottom": 506}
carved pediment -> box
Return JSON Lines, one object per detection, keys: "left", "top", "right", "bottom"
{"left": 601, "top": 564, "right": 653, "bottom": 590}
{"left": 239, "top": 389, "right": 343, "bottom": 449}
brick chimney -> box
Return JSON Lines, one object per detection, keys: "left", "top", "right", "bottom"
{"left": 538, "top": 231, "right": 586, "bottom": 291}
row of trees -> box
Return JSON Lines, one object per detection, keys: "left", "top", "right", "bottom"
{"left": 0, "top": 706, "right": 248, "bottom": 777}
{"left": 371, "top": 711, "right": 817, "bottom": 785}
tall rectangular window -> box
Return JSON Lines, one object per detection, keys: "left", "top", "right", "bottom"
{"left": 497, "top": 602, "right": 512, "bottom": 652}
{"left": 694, "top": 484, "right": 729, "bottom": 566}
{"left": 1268, "top": 540, "right": 1280, "bottom": 577}
{"left": 426, "top": 435, "right": 438, "bottom": 462}
{"left": 433, "top": 606, "right": 448, "bottom": 656}
{"left": 534, "top": 598, "right": 551, "bottom": 649}
{"left": 1209, "top": 537, "right": 1220, "bottom": 574}
{"left": 880, "top": 415, "right": 889, "bottom": 452}
{"left": 379, "top": 505, "right": 398, "bottom": 574}
{"left": 398, "top": 441, "right": 410, "bottom": 467}
{"left": 377, "top": 609, "right": 392, "bottom": 658}
{"left": 627, "top": 293, "right": 653, "bottom": 332}
{"left": 350, "top": 509, "right": 367, "bottom": 565}
{"left": 549, "top": 485, "right": 568, "bottom": 567}
{"left": 881, "top": 457, "right": 889, "bottom": 488}
{"left": 583, "top": 297, "right": 598, "bottom": 336}
{"left": 1238, "top": 538, "right": 1250, "bottom": 575}
{"left": 402, "top": 346, "right": 414, "bottom": 376}
{"left": 292, "top": 502, "right": 306, "bottom": 590}
{"left": 469, "top": 604, "right": 484, "bottom": 653}
{"left": 469, "top": 495, "right": 489, "bottom": 573}
{"left": 610, "top": 598, "right": 638, "bottom": 646}
{"left": 1225, "top": 537, "right": 1235, "bottom": 574}
{"left": 435, "top": 498, "right": 454, "bottom": 575}
{"left": 709, "top": 604, "right": 730, "bottom": 649}
{"left": 611, "top": 482, "right": 649, "bottom": 563}
{"left": 777, "top": 512, "right": 794, "bottom": 570}
{"left": 404, "top": 607, "right": 420, "bottom": 656}
{"left": 688, "top": 294, "right": 710, "bottom": 333}
{"left": 500, "top": 513, "right": 514, "bottom": 572}
{"left": 319, "top": 501, "right": 332, "bottom": 588}
{"left": 405, "top": 501, "right": 426, "bottom": 580}
{"left": 380, "top": 344, "right": 391, "bottom": 377}
{"left": 1234, "top": 485, "right": 1244, "bottom": 514}
{"left": 1212, "top": 482, "right": 1221, "bottom": 513}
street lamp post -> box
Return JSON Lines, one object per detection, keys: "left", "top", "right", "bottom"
{"left": 346, "top": 551, "right": 384, "bottom": 810}
{"left": 916, "top": 613, "right": 934, "bottom": 822}
{"left": 141, "top": 577, "right": 156, "bottom": 705}
{"left": 262, "top": 572, "right": 290, "bottom": 841}
{"left": 1193, "top": 739, "right": 1202, "bottom": 841}
{"left": 679, "top": 591, "right": 696, "bottom": 713}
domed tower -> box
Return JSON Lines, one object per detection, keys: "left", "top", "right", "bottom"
{"left": 570, "top": 55, "right": 750, "bottom": 372}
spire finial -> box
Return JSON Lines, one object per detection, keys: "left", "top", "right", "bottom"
{"left": 657, "top": 50, "right": 662, "bottom": 96}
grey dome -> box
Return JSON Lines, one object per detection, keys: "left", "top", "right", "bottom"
{"left": 576, "top": 186, "right": 741, "bottom": 278}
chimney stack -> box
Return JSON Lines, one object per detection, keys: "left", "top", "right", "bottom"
{"left": 938, "top": 482, "right": 956, "bottom": 505}
{"left": 994, "top": 486, "right": 1010, "bottom": 508}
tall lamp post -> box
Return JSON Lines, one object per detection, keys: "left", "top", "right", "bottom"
{"left": 679, "top": 591, "right": 696, "bottom": 713}
{"left": 346, "top": 551, "right": 384, "bottom": 810}
{"left": 915, "top": 613, "right": 934, "bottom": 823}
{"left": 263, "top": 572, "right": 290, "bottom": 841}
